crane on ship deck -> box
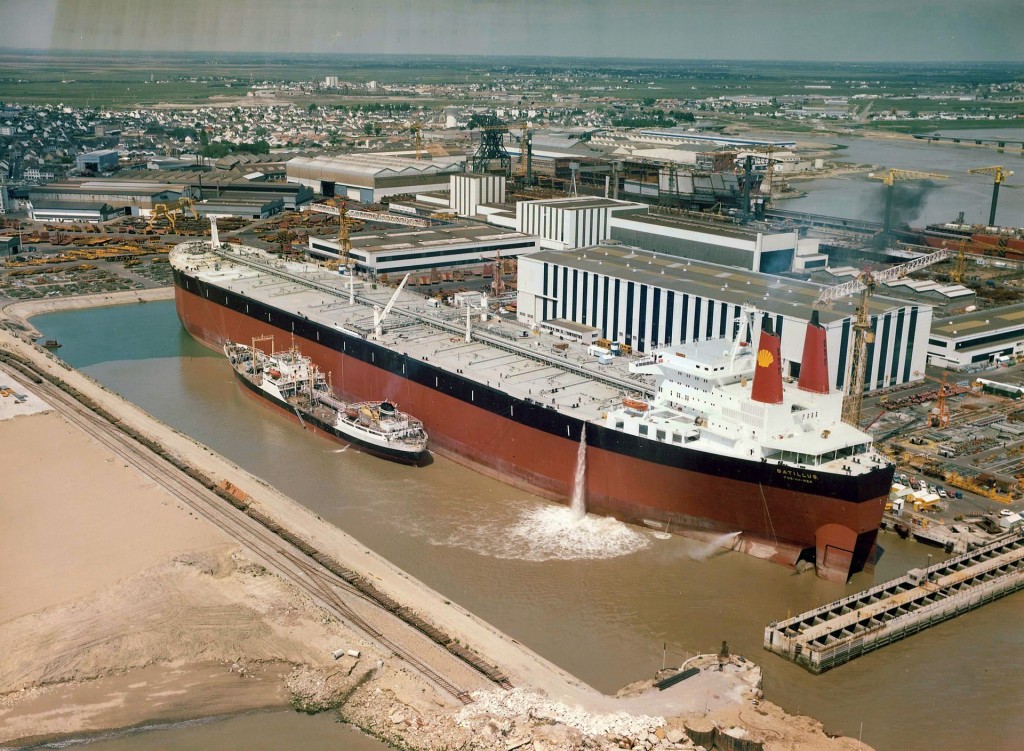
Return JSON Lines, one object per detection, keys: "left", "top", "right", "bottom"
{"left": 968, "top": 166, "right": 1014, "bottom": 226}
{"left": 814, "top": 248, "right": 953, "bottom": 427}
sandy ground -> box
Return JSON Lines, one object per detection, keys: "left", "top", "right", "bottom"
{"left": 0, "top": 406, "right": 359, "bottom": 745}
{"left": 0, "top": 290, "right": 873, "bottom": 750}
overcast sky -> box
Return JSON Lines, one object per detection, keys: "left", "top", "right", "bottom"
{"left": 1, "top": 0, "right": 1022, "bottom": 62}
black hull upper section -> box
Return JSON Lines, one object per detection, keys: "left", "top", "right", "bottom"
{"left": 179, "top": 269, "right": 893, "bottom": 505}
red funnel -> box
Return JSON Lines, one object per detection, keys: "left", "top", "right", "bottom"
{"left": 751, "top": 314, "right": 783, "bottom": 405}
{"left": 798, "top": 309, "right": 830, "bottom": 394}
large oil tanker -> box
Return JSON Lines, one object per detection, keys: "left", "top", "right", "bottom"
{"left": 170, "top": 227, "right": 892, "bottom": 582}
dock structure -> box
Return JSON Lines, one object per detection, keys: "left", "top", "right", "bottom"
{"left": 764, "top": 532, "right": 1024, "bottom": 673}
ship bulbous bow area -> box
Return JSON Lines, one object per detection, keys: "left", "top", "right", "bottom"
{"left": 816, "top": 523, "right": 877, "bottom": 583}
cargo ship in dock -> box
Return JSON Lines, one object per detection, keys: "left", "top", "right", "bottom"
{"left": 170, "top": 225, "right": 893, "bottom": 582}
{"left": 224, "top": 338, "right": 429, "bottom": 464}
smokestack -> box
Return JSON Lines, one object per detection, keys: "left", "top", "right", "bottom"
{"left": 209, "top": 216, "right": 220, "bottom": 249}
{"left": 798, "top": 309, "right": 830, "bottom": 394}
{"left": 751, "top": 314, "right": 783, "bottom": 405}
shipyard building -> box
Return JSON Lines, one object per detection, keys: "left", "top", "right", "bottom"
{"left": 927, "top": 304, "right": 1024, "bottom": 369}
{"left": 462, "top": 191, "right": 822, "bottom": 275}
{"left": 517, "top": 245, "right": 932, "bottom": 392}
{"left": 286, "top": 154, "right": 465, "bottom": 203}
{"left": 308, "top": 225, "right": 538, "bottom": 276}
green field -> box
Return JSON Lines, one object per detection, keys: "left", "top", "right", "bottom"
{"left": 0, "top": 50, "right": 1021, "bottom": 117}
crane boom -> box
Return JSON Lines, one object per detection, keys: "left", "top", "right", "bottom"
{"left": 815, "top": 248, "right": 950, "bottom": 427}
{"left": 374, "top": 274, "right": 410, "bottom": 337}
{"left": 814, "top": 249, "right": 950, "bottom": 307}
{"left": 872, "top": 169, "right": 947, "bottom": 235}
{"left": 874, "top": 168, "right": 948, "bottom": 186}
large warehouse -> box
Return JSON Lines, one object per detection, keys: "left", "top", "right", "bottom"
{"left": 308, "top": 225, "right": 539, "bottom": 276}
{"left": 928, "top": 304, "right": 1024, "bottom": 369}
{"left": 286, "top": 154, "right": 465, "bottom": 203}
{"left": 610, "top": 212, "right": 827, "bottom": 273}
{"left": 517, "top": 245, "right": 932, "bottom": 392}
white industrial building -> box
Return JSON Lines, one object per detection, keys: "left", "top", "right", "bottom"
{"left": 470, "top": 196, "right": 824, "bottom": 274}
{"left": 286, "top": 154, "right": 465, "bottom": 203}
{"left": 517, "top": 244, "right": 932, "bottom": 392}
{"left": 610, "top": 213, "right": 827, "bottom": 274}
{"left": 449, "top": 173, "right": 505, "bottom": 217}
{"left": 308, "top": 224, "right": 538, "bottom": 276}
{"left": 928, "top": 304, "right": 1024, "bottom": 369}
{"left": 513, "top": 197, "right": 647, "bottom": 250}
{"left": 28, "top": 200, "right": 119, "bottom": 223}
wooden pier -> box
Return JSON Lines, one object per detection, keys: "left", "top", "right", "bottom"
{"left": 764, "top": 531, "right": 1024, "bottom": 673}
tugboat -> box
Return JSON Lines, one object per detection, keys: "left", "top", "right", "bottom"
{"left": 224, "top": 337, "right": 429, "bottom": 465}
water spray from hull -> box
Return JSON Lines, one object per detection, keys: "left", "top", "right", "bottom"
{"left": 688, "top": 531, "right": 743, "bottom": 561}
{"left": 570, "top": 426, "right": 587, "bottom": 520}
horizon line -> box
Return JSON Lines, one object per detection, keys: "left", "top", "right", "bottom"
{"left": 0, "top": 47, "right": 1022, "bottom": 66}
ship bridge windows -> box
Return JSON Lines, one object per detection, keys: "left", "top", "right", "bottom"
{"left": 776, "top": 450, "right": 823, "bottom": 466}
{"left": 774, "top": 442, "right": 870, "bottom": 467}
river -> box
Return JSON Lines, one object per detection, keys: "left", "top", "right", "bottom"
{"left": 782, "top": 128, "right": 1024, "bottom": 228}
{"left": 31, "top": 297, "right": 1024, "bottom": 750}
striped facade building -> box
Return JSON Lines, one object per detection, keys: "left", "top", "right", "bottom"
{"left": 449, "top": 173, "right": 505, "bottom": 217}
{"left": 517, "top": 245, "right": 932, "bottom": 392}
{"left": 514, "top": 197, "right": 646, "bottom": 250}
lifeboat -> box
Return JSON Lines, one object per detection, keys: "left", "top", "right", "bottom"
{"left": 268, "top": 368, "right": 282, "bottom": 379}
{"left": 622, "top": 397, "right": 649, "bottom": 411}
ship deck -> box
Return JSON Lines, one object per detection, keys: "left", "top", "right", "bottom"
{"left": 174, "top": 242, "right": 652, "bottom": 425}
{"left": 174, "top": 241, "right": 885, "bottom": 480}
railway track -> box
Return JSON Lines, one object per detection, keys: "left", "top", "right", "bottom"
{"left": 0, "top": 351, "right": 503, "bottom": 703}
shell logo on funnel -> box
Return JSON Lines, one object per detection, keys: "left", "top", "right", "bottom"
{"left": 751, "top": 314, "right": 783, "bottom": 405}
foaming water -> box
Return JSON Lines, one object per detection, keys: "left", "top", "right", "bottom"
{"left": 434, "top": 502, "right": 651, "bottom": 562}
{"left": 570, "top": 427, "right": 587, "bottom": 519}
{"left": 687, "top": 531, "right": 742, "bottom": 561}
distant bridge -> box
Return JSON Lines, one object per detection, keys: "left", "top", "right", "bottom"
{"left": 913, "top": 133, "right": 1024, "bottom": 151}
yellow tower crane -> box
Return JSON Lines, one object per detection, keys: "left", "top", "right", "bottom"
{"left": 309, "top": 200, "right": 356, "bottom": 303}
{"left": 872, "top": 169, "right": 947, "bottom": 235}
{"left": 815, "top": 249, "right": 953, "bottom": 427}
{"left": 952, "top": 237, "right": 968, "bottom": 284}
{"left": 411, "top": 120, "right": 424, "bottom": 159}
{"left": 968, "top": 166, "right": 1014, "bottom": 226}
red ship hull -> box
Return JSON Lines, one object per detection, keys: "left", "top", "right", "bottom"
{"left": 922, "top": 234, "right": 1024, "bottom": 260}
{"left": 175, "top": 281, "right": 888, "bottom": 582}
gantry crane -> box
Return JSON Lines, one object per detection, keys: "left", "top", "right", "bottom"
{"left": 467, "top": 114, "right": 512, "bottom": 176}
{"left": 815, "top": 248, "right": 952, "bottom": 427}
{"left": 146, "top": 203, "right": 177, "bottom": 234}
{"left": 873, "top": 169, "right": 948, "bottom": 235}
{"left": 968, "top": 166, "right": 1014, "bottom": 226}
{"left": 177, "top": 196, "right": 199, "bottom": 220}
